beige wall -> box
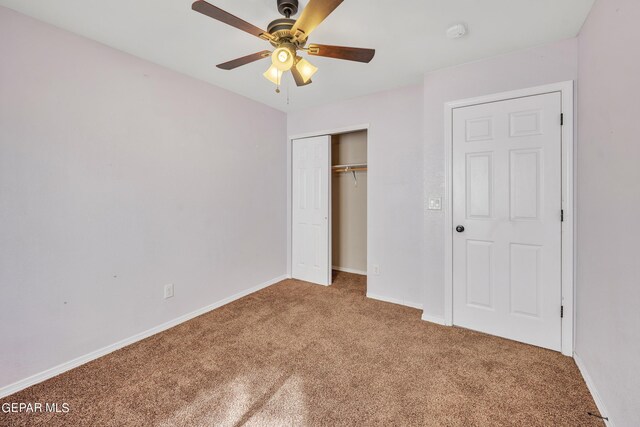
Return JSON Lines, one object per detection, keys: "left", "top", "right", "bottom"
{"left": 575, "top": 1, "right": 640, "bottom": 425}
{"left": 0, "top": 7, "right": 287, "bottom": 391}
{"left": 332, "top": 131, "right": 367, "bottom": 274}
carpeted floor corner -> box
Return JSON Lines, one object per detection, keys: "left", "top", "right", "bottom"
{"left": 0, "top": 272, "right": 603, "bottom": 426}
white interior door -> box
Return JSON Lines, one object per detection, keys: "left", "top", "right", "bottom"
{"left": 452, "top": 92, "right": 563, "bottom": 351}
{"left": 292, "top": 135, "right": 331, "bottom": 285}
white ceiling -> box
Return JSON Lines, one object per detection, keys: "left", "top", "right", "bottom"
{"left": 0, "top": 0, "right": 595, "bottom": 112}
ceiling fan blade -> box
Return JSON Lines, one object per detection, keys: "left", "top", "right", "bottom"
{"left": 192, "top": 1, "right": 273, "bottom": 41}
{"left": 307, "top": 44, "right": 375, "bottom": 63}
{"left": 216, "top": 51, "right": 271, "bottom": 70}
{"left": 290, "top": 66, "right": 312, "bottom": 87}
{"left": 290, "top": 0, "right": 344, "bottom": 41}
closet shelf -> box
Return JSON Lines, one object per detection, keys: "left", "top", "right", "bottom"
{"left": 332, "top": 163, "right": 368, "bottom": 173}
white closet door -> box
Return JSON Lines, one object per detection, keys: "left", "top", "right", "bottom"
{"left": 452, "top": 92, "right": 562, "bottom": 351}
{"left": 292, "top": 135, "right": 331, "bottom": 285}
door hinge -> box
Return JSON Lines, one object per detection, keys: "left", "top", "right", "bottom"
{"left": 561, "top": 210, "right": 564, "bottom": 222}
{"left": 561, "top": 305, "right": 564, "bottom": 318}
{"left": 560, "top": 113, "right": 564, "bottom": 126}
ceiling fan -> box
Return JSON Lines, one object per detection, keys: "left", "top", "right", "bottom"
{"left": 191, "top": 0, "right": 376, "bottom": 92}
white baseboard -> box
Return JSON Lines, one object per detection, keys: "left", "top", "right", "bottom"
{"left": 421, "top": 313, "right": 448, "bottom": 326}
{"left": 574, "top": 353, "right": 614, "bottom": 427}
{"left": 332, "top": 266, "right": 367, "bottom": 276}
{"left": 0, "top": 275, "right": 288, "bottom": 399}
{"left": 366, "top": 292, "right": 423, "bottom": 310}
{"left": 403, "top": 300, "right": 423, "bottom": 310}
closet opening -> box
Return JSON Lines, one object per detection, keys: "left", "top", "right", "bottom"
{"left": 331, "top": 130, "right": 368, "bottom": 287}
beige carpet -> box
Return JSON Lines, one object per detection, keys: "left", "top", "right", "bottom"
{"left": 1, "top": 272, "right": 602, "bottom": 426}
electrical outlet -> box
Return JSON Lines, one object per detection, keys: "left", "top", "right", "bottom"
{"left": 164, "top": 284, "right": 174, "bottom": 299}
{"left": 428, "top": 197, "right": 442, "bottom": 210}
{"left": 372, "top": 264, "right": 380, "bottom": 275}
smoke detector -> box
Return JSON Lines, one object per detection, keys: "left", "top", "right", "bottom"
{"left": 446, "top": 24, "right": 467, "bottom": 39}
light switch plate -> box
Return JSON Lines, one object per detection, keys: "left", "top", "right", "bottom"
{"left": 428, "top": 197, "right": 442, "bottom": 210}
{"left": 164, "top": 284, "right": 174, "bottom": 299}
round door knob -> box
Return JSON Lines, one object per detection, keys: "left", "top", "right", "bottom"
{"left": 456, "top": 225, "right": 465, "bottom": 233}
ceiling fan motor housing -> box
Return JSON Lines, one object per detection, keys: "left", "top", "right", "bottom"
{"left": 267, "top": 18, "right": 301, "bottom": 46}
{"left": 277, "top": 0, "right": 298, "bottom": 18}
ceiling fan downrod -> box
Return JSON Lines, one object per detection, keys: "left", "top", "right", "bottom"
{"left": 277, "top": 0, "right": 299, "bottom": 19}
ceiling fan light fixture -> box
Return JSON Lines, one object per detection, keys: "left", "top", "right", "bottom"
{"left": 263, "top": 64, "right": 282, "bottom": 85}
{"left": 192, "top": 0, "right": 376, "bottom": 89}
{"left": 295, "top": 58, "right": 318, "bottom": 83}
{"left": 272, "top": 46, "right": 295, "bottom": 71}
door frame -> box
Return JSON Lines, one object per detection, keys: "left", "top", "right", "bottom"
{"left": 287, "top": 124, "right": 370, "bottom": 284}
{"left": 443, "top": 81, "right": 575, "bottom": 356}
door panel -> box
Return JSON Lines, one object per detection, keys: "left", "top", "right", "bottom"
{"left": 509, "top": 243, "right": 542, "bottom": 318}
{"left": 465, "top": 240, "right": 494, "bottom": 310}
{"left": 292, "top": 136, "right": 331, "bottom": 285}
{"left": 510, "top": 149, "right": 541, "bottom": 220}
{"left": 452, "top": 92, "right": 562, "bottom": 351}
{"left": 466, "top": 152, "right": 493, "bottom": 218}
{"left": 466, "top": 117, "right": 494, "bottom": 142}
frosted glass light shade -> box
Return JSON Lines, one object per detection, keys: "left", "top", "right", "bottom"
{"left": 263, "top": 65, "right": 282, "bottom": 85}
{"left": 272, "top": 47, "right": 294, "bottom": 71}
{"left": 295, "top": 58, "right": 318, "bottom": 83}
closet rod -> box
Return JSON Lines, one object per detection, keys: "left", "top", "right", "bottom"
{"left": 333, "top": 163, "right": 367, "bottom": 169}
{"left": 332, "top": 167, "right": 367, "bottom": 173}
